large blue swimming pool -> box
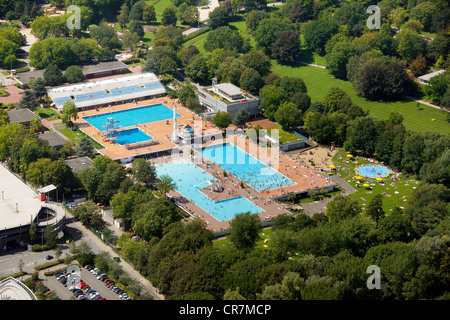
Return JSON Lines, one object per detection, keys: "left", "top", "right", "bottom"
{"left": 83, "top": 104, "right": 181, "bottom": 130}
{"left": 199, "top": 143, "right": 296, "bottom": 192}
{"left": 155, "top": 159, "right": 263, "bottom": 222}
{"left": 112, "top": 128, "right": 153, "bottom": 145}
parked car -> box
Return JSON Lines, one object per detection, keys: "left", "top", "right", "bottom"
{"left": 45, "top": 255, "right": 53, "bottom": 260}
{"left": 113, "top": 257, "right": 121, "bottom": 262}
{"left": 84, "top": 265, "right": 93, "bottom": 270}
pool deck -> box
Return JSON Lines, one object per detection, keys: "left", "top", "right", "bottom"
{"left": 73, "top": 97, "right": 222, "bottom": 160}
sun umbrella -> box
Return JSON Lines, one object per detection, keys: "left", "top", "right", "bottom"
{"left": 347, "top": 154, "right": 353, "bottom": 157}
{"left": 356, "top": 176, "right": 363, "bottom": 180}
{"left": 329, "top": 164, "right": 336, "bottom": 168}
{"left": 363, "top": 183, "right": 370, "bottom": 187}
{"left": 376, "top": 177, "right": 383, "bottom": 181}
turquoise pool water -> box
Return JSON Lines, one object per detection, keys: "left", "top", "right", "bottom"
{"left": 357, "top": 165, "right": 390, "bottom": 178}
{"left": 113, "top": 128, "right": 153, "bottom": 145}
{"left": 199, "top": 143, "right": 296, "bottom": 192}
{"left": 83, "top": 104, "right": 181, "bottom": 130}
{"left": 155, "top": 159, "right": 263, "bottom": 222}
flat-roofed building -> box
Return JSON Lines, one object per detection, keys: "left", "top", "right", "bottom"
{"left": 418, "top": 70, "right": 446, "bottom": 84}
{"left": 47, "top": 72, "right": 166, "bottom": 111}
{"left": 64, "top": 156, "right": 94, "bottom": 175}
{"left": 197, "top": 79, "right": 260, "bottom": 119}
{"left": 0, "top": 164, "right": 66, "bottom": 250}
{"left": 39, "top": 131, "right": 67, "bottom": 151}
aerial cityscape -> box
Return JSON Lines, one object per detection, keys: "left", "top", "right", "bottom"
{"left": 0, "top": 0, "right": 448, "bottom": 310}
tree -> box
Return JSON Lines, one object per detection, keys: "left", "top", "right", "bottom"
{"left": 240, "top": 50, "right": 271, "bottom": 77}
{"left": 61, "top": 101, "right": 78, "bottom": 127}
{"left": 132, "top": 158, "right": 156, "bottom": 186}
{"left": 64, "top": 65, "right": 84, "bottom": 84}
{"left": 378, "top": 207, "right": 412, "bottom": 243}
{"left": 161, "top": 7, "right": 177, "bottom": 26}
{"left": 274, "top": 101, "right": 302, "bottom": 131}
{"left": 142, "top": 4, "right": 156, "bottom": 24}
{"left": 129, "top": 1, "right": 146, "bottom": 21}
{"left": 232, "top": 108, "right": 250, "bottom": 129}
{"left": 212, "top": 111, "right": 231, "bottom": 131}
{"left": 204, "top": 26, "right": 244, "bottom": 53}
{"left": 18, "top": 90, "right": 38, "bottom": 111}
{"left": 239, "top": 67, "right": 263, "bottom": 95}
{"left": 304, "top": 19, "right": 338, "bottom": 55}
{"left": 31, "top": 77, "right": 46, "bottom": 102}
{"left": 424, "top": 72, "right": 449, "bottom": 105}
{"left": 77, "top": 136, "right": 95, "bottom": 158}
{"left": 122, "top": 32, "right": 141, "bottom": 50}
{"left": 185, "top": 53, "right": 211, "bottom": 83}
{"left": 117, "top": 3, "right": 129, "bottom": 31}
{"left": 366, "top": 194, "right": 385, "bottom": 226}
{"left": 402, "top": 19, "right": 424, "bottom": 33}
{"left": 333, "top": 1, "right": 366, "bottom": 37}
{"left": 271, "top": 30, "right": 301, "bottom": 64}
{"left": 326, "top": 195, "right": 361, "bottom": 222}
{"left": 43, "top": 225, "right": 57, "bottom": 248}
{"left": 326, "top": 40, "right": 356, "bottom": 79}
{"left": 44, "top": 64, "right": 65, "bottom": 86}
{"left": 254, "top": 17, "right": 292, "bottom": 56}
{"left": 246, "top": 10, "right": 268, "bottom": 32}
{"left": 144, "top": 45, "right": 178, "bottom": 75}
{"left": 157, "top": 174, "right": 176, "bottom": 195}
{"left": 259, "top": 85, "right": 287, "bottom": 119}
{"left": 229, "top": 212, "right": 262, "bottom": 252}
{"left": 208, "top": 6, "right": 229, "bottom": 30}
{"left": 396, "top": 29, "right": 427, "bottom": 61}
{"left": 410, "top": 1, "right": 437, "bottom": 31}
{"left": 180, "top": 5, "right": 199, "bottom": 26}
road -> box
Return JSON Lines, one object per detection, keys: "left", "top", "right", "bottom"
{"left": 0, "top": 212, "right": 164, "bottom": 300}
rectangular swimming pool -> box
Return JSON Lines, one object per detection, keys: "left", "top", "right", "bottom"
{"left": 155, "top": 159, "right": 263, "bottom": 222}
{"left": 199, "top": 143, "right": 296, "bottom": 192}
{"left": 112, "top": 128, "right": 153, "bottom": 145}
{"left": 83, "top": 104, "right": 181, "bottom": 130}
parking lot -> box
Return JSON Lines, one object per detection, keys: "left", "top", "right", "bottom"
{"left": 44, "top": 266, "right": 131, "bottom": 300}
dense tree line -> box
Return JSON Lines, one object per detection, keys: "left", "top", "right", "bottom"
{"left": 112, "top": 180, "right": 449, "bottom": 300}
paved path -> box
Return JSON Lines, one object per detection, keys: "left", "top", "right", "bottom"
{"left": 0, "top": 85, "right": 23, "bottom": 104}
{"left": 300, "top": 174, "right": 355, "bottom": 216}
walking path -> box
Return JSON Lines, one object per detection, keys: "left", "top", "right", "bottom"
{"left": 299, "top": 175, "right": 355, "bottom": 216}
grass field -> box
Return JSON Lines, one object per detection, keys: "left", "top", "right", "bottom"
{"left": 59, "top": 128, "right": 104, "bottom": 149}
{"left": 36, "top": 106, "right": 60, "bottom": 120}
{"left": 331, "top": 149, "right": 416, "bottom": 213}
{"left": 271, "top": 61, "right": 450, "bottom": 135}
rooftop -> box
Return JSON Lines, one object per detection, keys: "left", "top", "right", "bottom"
{"left": 0, "top": 163, "right": 42, "bottom": 230}
{"left": 39, "top": 131, "right": 67, "bottom": 148}
{"left": 0, "top": 277, "right": 37, "bottom": 300}
{"left": 47, "top": 72, "right": 166, "bottom": 110}
{"left": 64, "top": 156, "right": 94, "bottom": 174}
{"left": 214, "top": 83, "right": 242, "bottom": 97}
{"left": 6, "top": 108, "right": 36, "bottom": 124}
{"left": 13, "top": 60, "right": 129, "bottom": 86}
{"left": 418, "top": 69, "right": 446, "bottom": 82}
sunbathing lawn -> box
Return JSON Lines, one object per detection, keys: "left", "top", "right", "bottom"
{"left": 266, "top": 125, "right": 303, "bottom": 143}
{"left": 331, "top": 149, "right": 417, "bottom": 214}
{"left": 271, "top": 61, "right": 450, "bottom": 135}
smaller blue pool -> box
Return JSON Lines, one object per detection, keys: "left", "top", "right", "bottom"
{"left": 357, "top": 165, "right": 390, "bottom": 178}
{"left": 113, "top": 128, "right": 153, "bottom": 145}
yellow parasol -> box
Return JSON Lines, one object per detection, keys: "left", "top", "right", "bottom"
{"left": 329, "top": 164, "right": 336, "bottom": 168}
{"left": 376, "top": 177, "right": 383, "bottom": 181}
{"left": 363, "top": 183, "right": 370, "bottom": 187}
{"left": 347, "top": 154, "right": 353, "bottom": 158}
{"left": 356, "top": 176, "right": 363, "bottom": 180}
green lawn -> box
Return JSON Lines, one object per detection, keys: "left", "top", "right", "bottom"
{"left": 59, "top": 128, "right": 104, "bottom": 149}
{"left": 36, "top": 106, "right": 60, "bottom": 120}
{"left": 266, "top": 124, "right": 303, "bottom": 143}
{"left": 331, "top": 149, "right": 416, "bottom": 213}
{"left": 271, "top": 61, "right": 450, "bottom": 135}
